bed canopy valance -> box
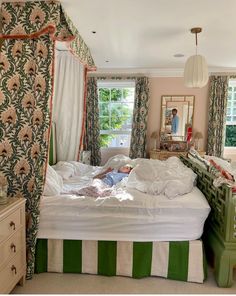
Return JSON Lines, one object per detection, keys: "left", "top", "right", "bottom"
{"left": 1, "top": 0, "right": 96, "bottom": 70}
{"left": 0, "top": 0, "right": 95, "bottom": 279}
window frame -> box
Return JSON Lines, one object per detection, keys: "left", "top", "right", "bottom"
{"left": 97, "top": 80, "right": 135, "bottom": 148}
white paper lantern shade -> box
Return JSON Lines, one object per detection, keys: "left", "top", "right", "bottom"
{"left": 184, "top": 54, "right": 209, "bottom": 88}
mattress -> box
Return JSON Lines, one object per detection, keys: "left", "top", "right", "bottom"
{"left": 38, "top": 178, "right": 210, "bottom": 242}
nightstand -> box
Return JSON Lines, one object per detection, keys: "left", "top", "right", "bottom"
{"left": 149, "top": 149, "right": 206, "bottom": 161}
{"left": 0, "top": 198, "right": 26, "bottom": 294}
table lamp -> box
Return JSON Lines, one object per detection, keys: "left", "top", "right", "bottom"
{"left": 194, "top": 131, "right": 203, "bottom": 151}
{"left": 151, "top": 131, "right": 159, "bottom": 150}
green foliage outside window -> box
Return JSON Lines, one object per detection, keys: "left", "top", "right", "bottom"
{"left": 99, "top": 88, "right": 134, "bottom": 147}
{"left": 225, "top": 125, "right": 236, "bottom": 147}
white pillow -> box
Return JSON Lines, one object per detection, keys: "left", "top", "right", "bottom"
{"left": 53, "top": 161, "right": 76, "bottom": 180}
{"left": 103, "top": 154, "right": 134, "bottom": 170}
{"left": 43, "top": 165, "right": 63, "bottom": 196}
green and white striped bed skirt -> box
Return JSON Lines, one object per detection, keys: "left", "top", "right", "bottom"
{"left": 35, "top": 239, "right": 207, "bottom": 283}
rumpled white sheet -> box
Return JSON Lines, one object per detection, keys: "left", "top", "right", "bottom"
{"left": 45, "top": 156, "right": 196, "bottom": 199}
{"left": 126, "top": 157, "right": 197, "bottom": 198}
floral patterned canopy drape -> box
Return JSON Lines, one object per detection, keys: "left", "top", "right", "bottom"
{"left": 0, "top": 1, "right": 95, "bottom": 279}
{"left": 0, "top": 27, "right": 54, "bottom": 279}
{"left": 207, "top": 75, "right": 229, "bottom": 157}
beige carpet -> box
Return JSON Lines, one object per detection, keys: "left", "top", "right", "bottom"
{"left": 12, "top": 267, "right": 236, "bottom": 294}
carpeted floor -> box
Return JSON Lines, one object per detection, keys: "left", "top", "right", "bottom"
{"left": 12, "top": 267, "right": 236, "bottom": 294}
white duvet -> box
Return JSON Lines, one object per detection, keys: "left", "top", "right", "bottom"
{"left": 126, "top": 157, "right": 197, "bottom": 198}
{"left": 44, "top": 155, "right": 196, "bottom": 199}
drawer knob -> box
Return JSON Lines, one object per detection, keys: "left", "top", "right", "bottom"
{"left": 11, "top": 265, "right": 17, "bottom": 274}
{"left": 10, "top": 243, "right": 16, "bottom": 253}
{"left": 10, "top": 221, "right": 16, "bottom": 230}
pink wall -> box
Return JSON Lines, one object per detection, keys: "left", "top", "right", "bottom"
{"left": 147, "top": 77, "right": 210, "bottom": 153}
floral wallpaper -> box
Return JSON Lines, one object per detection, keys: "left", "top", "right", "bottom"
{"left": 0, "top": 1, "right": 96, "bottom": 279}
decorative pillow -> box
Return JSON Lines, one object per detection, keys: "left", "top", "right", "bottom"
{"left": 187, "top": 148, "right": 209, "bottom": 169}
{"left": 43, "top": 165, "right": 63, "bottom": 196}
{"left": 208, "top": 159, "right": 235, "bottom": 182}
{"left": 204, "top": 155, "right": 233, "bottom": 175}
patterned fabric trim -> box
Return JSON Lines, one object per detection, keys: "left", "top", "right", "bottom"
{"left": 35, "top": 239, "right": 206, "bottom": 283}
{"left": 1, "top": 1, "right": 96, "bottom": 69}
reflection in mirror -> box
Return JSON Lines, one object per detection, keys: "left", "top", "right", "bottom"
{"left": 160, "top": 95, "right": 195, "bottom": 142}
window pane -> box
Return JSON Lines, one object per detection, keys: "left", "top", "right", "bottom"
{"left": 123, "top": 88, "right": 135, "bottom": 102}
{"left": 110, "top": 103, "right": 133, "bottom": 118}
{"left": 228, "top": 87, "right": 232, "bottom": 91}
{"left": 227, "top": 116, "right": 232, "bottom": 121}
{"left": 111, "top": 115, "right": 123, "bottom": 130}
{"left": 99, "top": 102, "right": 109, "bottom": 116}
{"left": 100, "top": 134, "right": 131, "bottom": 148}
{"left": 227, "top": 108, "right": 231, "bottom": 115}
{"left": 99, "top": 116, "right": 110, "bottom": 130}
{"left": 100, "top": 134, "right": 114, "bottom": 148}
{"left": 119, "top": 116, "right": 132, "bottom": 130}
{"left": 225, "top": 125, "right": 236, "bottom": 147}
{"left": 111, "top": 88, "right": 122, "bottom": 101}
{"left": 233, "top": 108, "right": 236, "bottom": 115}
{"left": 98, "top": 85, "right": 135, "bottom": 148}
{"left": 99, "top": 88, "right": 110, "bottom": 102}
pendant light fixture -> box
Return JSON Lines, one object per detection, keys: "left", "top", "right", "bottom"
{"left": 184, "top": 27, "right": 208, "bottom": 88}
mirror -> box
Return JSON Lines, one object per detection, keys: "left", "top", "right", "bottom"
{"left": 160, "top": 95, "right": 195, "bottom": 142}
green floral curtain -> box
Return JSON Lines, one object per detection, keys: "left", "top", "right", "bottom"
{"left": 129, "top": 77, "right": 149, "bottom": 159}
{"left": 83, "top": 77, "right": 101, "bottom": 165}
{"left": 207, "top": 75, "right": 229, "bottom": 157}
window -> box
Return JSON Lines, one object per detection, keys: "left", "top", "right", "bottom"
{"left": 225, "top": 80, "right": 236, "bottom": 147}
{"left": 98, "top": 81, "right": 135, "bottom": 148}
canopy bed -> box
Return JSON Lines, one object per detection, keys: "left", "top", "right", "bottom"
{"left": 34, "top": 152, "right": 210, "bottom": 284}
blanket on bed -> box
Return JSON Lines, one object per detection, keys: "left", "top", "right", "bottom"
{"left": 44, "top": 156, "right": 197, "bottom": 199}
{"left": 126, "top": 157, "right": 197, "bottom": 198}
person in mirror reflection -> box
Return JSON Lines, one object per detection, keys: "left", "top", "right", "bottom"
{"left": 171, "top": 108, "right": 179, "bottom": 134}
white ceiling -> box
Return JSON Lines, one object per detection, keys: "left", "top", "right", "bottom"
{"left": 60, "top": 0, "right": 236, "bottom": 74}
{"left": 4, "top": 0, "right": 236, "bottom": 74}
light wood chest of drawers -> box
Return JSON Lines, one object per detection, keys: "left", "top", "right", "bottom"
{"left": 0, "top": 198, "right": 26, "bottom": 294}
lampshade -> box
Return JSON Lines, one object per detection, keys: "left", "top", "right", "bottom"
{"left": 184, "top": 55, "right": 208, "bottom": 88}
{"left": 184, "top": 27, "right": 209, "bottom": 88}
{"left": 194, "top": 131, "right": 203, "bottom": 140}
{"left": 151, "top": 131, "right": 159, "bottom": 139}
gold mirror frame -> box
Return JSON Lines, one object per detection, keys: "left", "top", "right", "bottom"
{"left": 160, "top": 95, "right": 195, "bottom": 142}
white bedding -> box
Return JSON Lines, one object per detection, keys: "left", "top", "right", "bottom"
{"left": 38, "top": 175, "right": 210, "bottom": 241}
